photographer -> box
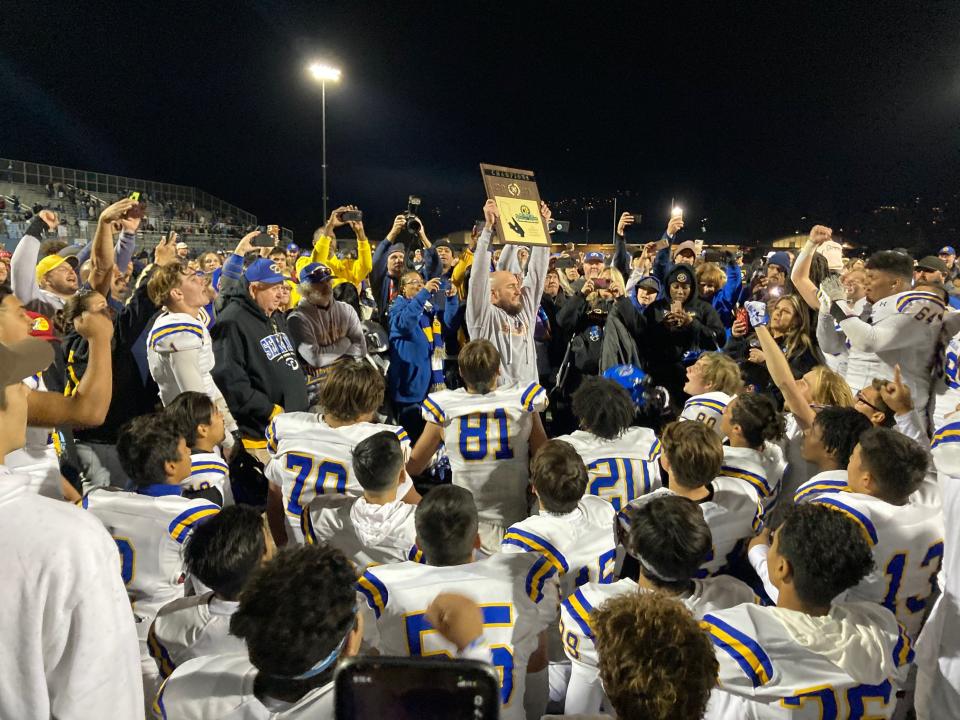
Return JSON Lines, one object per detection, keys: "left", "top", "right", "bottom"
{"left": 307, "top": 205, "right": 373, "bottom": 289}
{"left": 388, "top": 272, "right": 459, "bottom": 442}
{"left": 643, "top": 264, "right": 725, "bottom": 404}
{"left": 370, "top": 211, "right": 438, "bottom": 321}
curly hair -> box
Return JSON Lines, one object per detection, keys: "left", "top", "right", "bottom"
{"left": 729, "top": 393, "right": 786, "bottom": 446}
{"left": 812, "top": 406, "right": 872, "bottom": 468}
{"left": 231, "top": 544, "right": 357, "bottom": 685}
{"left": 593, "top": 591, "right": 717, "bottom": 720}
{"left": 572, "top": 376, "right": 636, "bottom": 440}
{"left": 777, "top": 503, "right": 875, "bottom": 606}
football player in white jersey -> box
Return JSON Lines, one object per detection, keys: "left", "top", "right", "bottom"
{"left": 154, "top": 544, "right": 362, "bottom": 719}
{"left": 719, "top": 393, "right": 787, "bottom": 511}
{"left": 0, "top": 285, "right": 114, "bottom": 499}
{"left": 619, "top": 421, "right": 763, "bottom": 577}
{"left": 931, "top": 310, "right": 960, "bottom": 432}
{"left": 704, "top": 503, "right": 913, "bottom": 720}
{"left": 82, "top": 413, "right": 221, "bottom": 703}
{"left": 265, "top": 359, "right": 417, "bottom": 545}
{"left": 818, "top": 251, "right": 944, "bottom": 411}
{"left": 501, "top": 439, "right": 617, "bottom": 595}
{"left": 407, "top": 339, "right": 548, "bottom": 551}
{"left": 148, "top": 505, "right": 272, "bottom": 680}
{"left": 792, "top": 406, "right": 871, "bottom": 505}
{"left": 146, "top": 262, "right": 238, "bottom": 441}
{"left": 166, "top": 391, "right": 232, "bottom": 505}
{"left": 790, "top": 427, "right": 943, "bottom": 643}
{"left": 553, "top": 376, "right": 662, "bottom": 511}
{"left": 915, "top": 420, "right": 960, "bottom": 719}
{"left": 680, "top": 351, "right": 742, "bottom": 437}
{"left": 560, "top": 494, "right": 755, "bottom": 715}
{"left": 358, "top": 485, "right": 557, "bottom": 720}
{"left": 303, "top": 430, "right": 418, "bottom": 569}
{"left": 0, "top": 337, "right": 144, "bottom": 719}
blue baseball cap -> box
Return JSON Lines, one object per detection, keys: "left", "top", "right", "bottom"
{"left": 939, "top": 246, "right": 956, "bottom": 256}
{"left": 298, "top": 262, "right": 333, "bottom": 284}
{"left": 768, "top": 251, "right": 792, "bottom": 271}
{"left": 286, "top": 242, "right": 299, "bottom": 253}
{"left": 245, "top": 258, "right": 286, "bottom": 284}
{"left": 584, "top": 251, "right": 605, "bottom": 263}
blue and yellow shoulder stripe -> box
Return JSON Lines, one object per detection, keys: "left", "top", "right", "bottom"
{"left": 684, "top": 397, "right": 727, "bottom": 414}
{"left": 561, "top": 588, "right": 595, "bottom": 639}
{"left": 395, "top": 427, "right": 410, "bottom": 446}
{"left": 421, "top": 396, "right": 447, "bottom": 424}
{"left": 794, "top": 479, "right": 849, "bottom": 503}
{"left": 357, "top": 569, "right": 389, "bottom": 618}
{"left": 648, "top": 437, "right": 663, "bottom": 462}
{"left": 893, "top": 621, "right": 915, "bottom": 667}
{"left": 153, "top": 677, "right": 169, "bottom": 720}
{"left": 896, "top": 291, "right": 946, "bottom": 314}
{"left": 149, "top": 322, "right": 204, "bottom": 349}
{"left": 167, "top": 503, "right": 220, "bottom": 544}
{"left": 721, "top": 465, "right": 771, "bottom": 498}
{"left": 525, "top": 555, "right": 558, "bottom": 603}
{"left": 407, "top": 544, "right": 426, "bottom": 564}
{"left": 521, "top": 382, "right": 546, "bottom": 412}
{"left": 501, "top": 528, "right": 570, "bottom": 574}
{"left": 147, "top": 622, "right": 177, "bottom": 679}
{"left": 810, "top": 496, "right": 878, "bottom": 545}
{"left": 932, "top": 422, "right": 960, "bottom": 449}
{"left": 190, "top": 459, "right": 228, "bottom": 477}
{"left": 265, "top": 419, "right": 279, "bottom": 454}
{"left": 701, "top": 613, "right": 774, "bottom": 688}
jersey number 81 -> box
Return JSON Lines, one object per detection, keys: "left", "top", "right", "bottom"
{"left": 459, "top": 410, "right": 514, "bottom": 461}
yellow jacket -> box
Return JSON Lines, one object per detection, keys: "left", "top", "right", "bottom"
{"left": 311, "top": 233, "right": 373, "bottom": 287}
{"left": 451, "top": 248, "right": 473, "bottom": 299}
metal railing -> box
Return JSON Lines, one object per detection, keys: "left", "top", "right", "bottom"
{"left": 0, "top": 157, "right": 257, "bottom": 228}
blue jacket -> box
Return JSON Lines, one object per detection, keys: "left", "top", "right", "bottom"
{"left": 387, "top": 288, "right": 459, "bottom": 404}
{"left": 710, "top": 261, "right": 743, "bottom": 328}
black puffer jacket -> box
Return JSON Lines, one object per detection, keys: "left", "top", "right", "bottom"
{"left": 643, "top": 263, "right": 726, "bottom": 401}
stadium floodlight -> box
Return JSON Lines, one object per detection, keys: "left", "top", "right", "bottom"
{"left": 309, "top": 62, "right": 342, "bottom": 83}
{"left": 307, "top": 62, "right": 343, "bottom": 219}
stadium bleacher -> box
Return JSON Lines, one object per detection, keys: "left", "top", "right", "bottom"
{"left": 0, "top": 157, "right": 292, "bottom": 251}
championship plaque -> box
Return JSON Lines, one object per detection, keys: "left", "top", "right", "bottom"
{"left": 480, "top": 163, "right": 549, "bottom": 246}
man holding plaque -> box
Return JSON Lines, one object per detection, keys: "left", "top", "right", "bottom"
{"left": 467, "top": 199, "right": 550, "bottom": 386}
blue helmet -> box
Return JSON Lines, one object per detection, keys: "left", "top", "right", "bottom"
{"left": 602, "top": 364, "right": 670, "bottom": 413}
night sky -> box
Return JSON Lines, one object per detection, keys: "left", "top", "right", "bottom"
{"left": 3, "top": 1, "right": 959, "bottom": 244}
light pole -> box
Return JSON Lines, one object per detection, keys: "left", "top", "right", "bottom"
{"left": 308, "top": 62, "right": 342, "bottom": 221}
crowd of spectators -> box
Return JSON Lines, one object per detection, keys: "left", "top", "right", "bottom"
{"left": 2, "top": 190, "right": 960, "bottom": 720}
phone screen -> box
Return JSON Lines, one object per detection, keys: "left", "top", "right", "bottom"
{"left": 671, "top": 300, "right": 683, "bottom": 314}
{"left": 335, "top": 657, "right": 499, "bottom": 720}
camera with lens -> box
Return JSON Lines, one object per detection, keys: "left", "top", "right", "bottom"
{"left": 404, "top": 195, "right": 422, "bottom": 234}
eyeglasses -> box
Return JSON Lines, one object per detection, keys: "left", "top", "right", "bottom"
{"left": 855, "top": 392, "right": 882, "bottom": 414}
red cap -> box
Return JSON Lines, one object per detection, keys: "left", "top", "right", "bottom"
{"left": 26, "top": 311, "right": 56, "bottom": 342}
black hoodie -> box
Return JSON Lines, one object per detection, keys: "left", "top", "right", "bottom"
{"left": 211, "top": 290, "right": 308, "bottom": 444}
{"left": 643, "top": 263, "right": 726, "bottom": 395}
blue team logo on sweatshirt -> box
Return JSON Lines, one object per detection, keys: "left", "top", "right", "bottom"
{"left": 260, "top": 332, "right": 296, "bottom": 363}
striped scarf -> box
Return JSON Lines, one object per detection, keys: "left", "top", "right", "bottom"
{"left": 420, "top": 308, "right": 446, "bottom": 392}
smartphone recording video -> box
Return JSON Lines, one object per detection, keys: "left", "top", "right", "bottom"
{"left": 335, "top": 657, "right": 500, "bottom": 720}
{"left": 593, "top": 278, "right": 610, "bottom": 289}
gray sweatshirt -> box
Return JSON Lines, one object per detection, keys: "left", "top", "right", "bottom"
{"left": 466, "top": 228, "right": 548, "bottom": 386}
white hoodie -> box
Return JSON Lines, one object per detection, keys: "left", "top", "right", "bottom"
{"left": 303, "top": 493, "right": 418, "bottom": 570}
